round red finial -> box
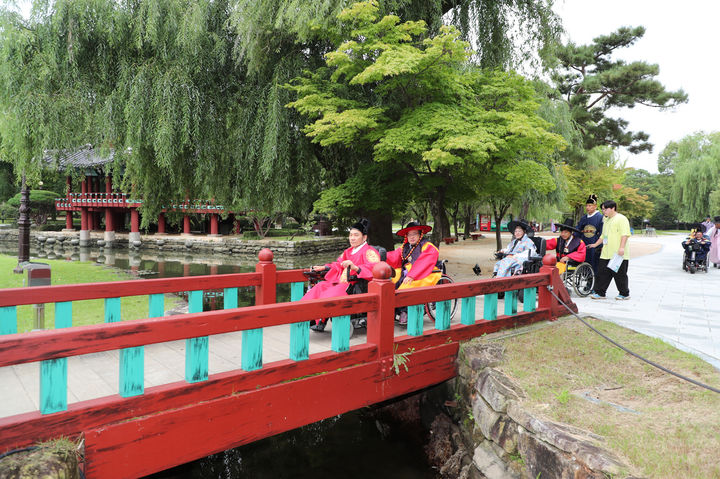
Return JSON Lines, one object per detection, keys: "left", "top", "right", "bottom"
{"left": 258, "top": 248, "right": 274, "bottom": 262}
{"left": 542, "top": 253, "right": 557, "bottom": 267}
{"left": 372, "top": 261, "right": 393, "bottom": 280}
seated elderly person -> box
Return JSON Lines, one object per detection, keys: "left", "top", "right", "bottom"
{"left": 303, "top": 218, "right": 381, "bottom": 331}
{"left": 682, "top": 226, "right": 711, "bottom": 266}
{"left": 493, "top": 220, "right": 537, "bottom": 277}
{"left": 546, "top": 219, "right": 586, "bottom": 274}
{"left": 386, "top": 221, "right": 441, "bottom": 325}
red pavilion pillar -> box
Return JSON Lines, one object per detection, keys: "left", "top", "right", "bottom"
{"left": 183, "top": 215, "right": 191, "bottom": 235}
{"left": 209, "top": 214, "right": 219, "bottom": 236}
{"left": 157, "top": 213, "right": 166, "bottom": 234}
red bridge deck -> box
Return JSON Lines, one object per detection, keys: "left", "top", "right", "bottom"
{"left": 0, "top": 250, "right": 575, "bottom": 478}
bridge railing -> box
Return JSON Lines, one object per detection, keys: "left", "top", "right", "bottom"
{"left": 0, "top": 248, "right": 574, "bottom": 458}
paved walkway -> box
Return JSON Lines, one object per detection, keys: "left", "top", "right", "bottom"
{"left": 571, "top": 233, "right": 720, "bottom": 371}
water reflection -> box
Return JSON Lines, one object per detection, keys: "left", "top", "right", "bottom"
{"left": 0, "top": 242, "right": 338, "bottom": 307}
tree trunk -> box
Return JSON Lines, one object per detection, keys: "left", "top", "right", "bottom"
{"left": 429, "top": 191, "right": 451, "bottom": 245}
{"left": 493, "top": 205, "right": 510, "bottom": 251}
{"left": 363, "top": 209, "right": 395, "bottom": 252}
{"left": 519, "top": 199, "right": 530, "bottom": 221}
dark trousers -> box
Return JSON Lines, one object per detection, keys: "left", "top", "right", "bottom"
{"left": 585, "top": 244, "right": 602, "bottom": 274}
{"left": 594, "top": 258, "right": 629, "bottom": 297}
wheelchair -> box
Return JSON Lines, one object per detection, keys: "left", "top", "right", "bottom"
{"left": 682, "top": 242, "right": 709, "bottom": 274}
{"left": 474, "top": 234, "right": 546, "bottom": 302}
{"left": 303, "top": 246, "right": 389, "bottom": 337}
{"left": 421, "top": 260, "right": 458, "bottom": 322}
{"left": 560, "top": 261, "right": 594, "bottom": 297}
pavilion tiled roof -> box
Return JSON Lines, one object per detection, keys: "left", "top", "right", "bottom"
{"left": 42, "top": 144, "right": 116, "bottom": 169}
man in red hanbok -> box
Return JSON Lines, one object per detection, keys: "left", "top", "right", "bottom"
{"left": 546, "top": 219, "right": 586, "bottom": 275}
{"left": 303, "top": 218, "right": 381, "bottom": 331}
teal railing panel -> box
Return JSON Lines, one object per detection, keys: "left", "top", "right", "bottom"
{"left": 407, "top": 304, "right": 424, "bottom": 337}
{"left": 504, "top": 291, "right": 518, "bottom": 316}
{"left": 483, "top": 293, "right": 498, "bottom": 320}
{"left": 435, "top": 301, "right": 451, "bottom": 331}
{"left": 40, "top": 301, "right": 72, "bottom": 414}
{"left": 149, "top": 293, "right": 165, "bottom": 318}
{"left": 223, "top": 288, "right": 238, "bottom": 310}
{"left": 289, "top": 282, "right": 309, "bottom": 361}
{"left": 104, "top": 297, "right": 121, "bottom": 323}
{"left": 1, "top": 305, "right": 17, "bottom": 335}
{"left": 523, "top": 287, "right": 537, "bottom": 312}
{"left": 119, "top": 347, "right": 144, "bottom": 397}
{"left": 461, "top": 297, "right": 476, "bottom": 326}
{"left": 186, "top": 290, "right": 208, "bottom": 382}
{"left": 331, "top": 315, "right": 351, "bottom": 353}
{"left": 242, "top": 329, "right": 263, "bottom": 371}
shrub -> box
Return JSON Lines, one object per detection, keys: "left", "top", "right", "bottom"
{"left": 6, "top": 190, "right": 62, "bottom": 224}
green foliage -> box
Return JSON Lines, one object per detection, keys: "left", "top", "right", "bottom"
{"left": 0, "top": 202, "right": 17, "bottom": 221}
{"left": 553, "top": 26, "right": 688, "bottom": 156}
{"left": 289, "top": 1, "right": 565, "bottom": 240}
{"left": 663, "top": 132, "right": 720, "bottom": 221}
{"left": 7, "top": 189, "right": 61, "bottom": 224}
{"left": 392, "top": 345, "right": 414, "bottom": 375}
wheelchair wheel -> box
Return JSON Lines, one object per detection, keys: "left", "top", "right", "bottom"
{"left": 571, "top": 263, "right": 594, "bottom": 297}
{"left": 425, "top": 275, "right": 458, "bottom": 322}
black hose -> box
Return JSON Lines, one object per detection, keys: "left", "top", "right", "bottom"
{"left": 0, "top": 446, "right": 38, "bottom": 460}
{"left": 547, "top": 286, "right": 720, "bottom": 395}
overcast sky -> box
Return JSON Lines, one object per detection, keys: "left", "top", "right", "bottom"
{"left": 553, "top": 0, "right": 720, "bottom": 173}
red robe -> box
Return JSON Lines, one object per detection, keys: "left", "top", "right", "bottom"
{"left": 546, "top": 236, "right": 586, "bottom": 263}
{"left": 301, "top": 242, "right": 381, "bottom": 300}
{"left": 386, "top": 240, "right": 440, "bottom": 289}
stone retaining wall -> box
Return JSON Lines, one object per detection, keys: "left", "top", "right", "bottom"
{"left": 0, "top": 229, "right": 347, "bottom": 259}
{"left": 424, "top": 341, "right": 629, "bottom": 479}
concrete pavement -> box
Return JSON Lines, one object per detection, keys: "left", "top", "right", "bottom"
{"left": 571, "top": 233, "right": 720, "bottom": 370}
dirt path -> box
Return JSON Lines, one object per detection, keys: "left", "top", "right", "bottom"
{"left": 438, "top": 233, "right": 662, "bottom": 283}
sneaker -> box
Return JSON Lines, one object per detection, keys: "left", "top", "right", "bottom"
{"left": 310, "top": 319, "right": 327, "bottom": 332}
{"left": 615, "top": 295, "right": 630, "bottom": 301}
{"left": 398, "top": 311, "right": 408, "bottom": 325}
{"left": 590, "top": 293, "right": 606, "bottom": 300}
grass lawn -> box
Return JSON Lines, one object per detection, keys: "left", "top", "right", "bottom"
{"left": 493, "top": 318, "right": 720, "bottom": 478}
{"left": 0, "top": 255, "right": 184, "bottom": 333}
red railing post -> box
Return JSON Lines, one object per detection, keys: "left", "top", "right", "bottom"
{"left": 538, "top": 254, "right": 578, "bottom": 319}
{"left": 367, "top": 262, "right": 395, "bottom": 377}
{"left": 255, "top": 248, "right": 276, "bottom": 305}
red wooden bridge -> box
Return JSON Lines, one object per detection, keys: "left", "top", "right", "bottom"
{"left": 0, "top": 249, "right": 575, "bottom": 478}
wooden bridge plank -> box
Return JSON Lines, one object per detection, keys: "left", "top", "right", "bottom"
{"left": 39, "top": 302, "right": 73, "bottom": 414}
{"left": 483, "top": 293, "right": 498, "bottom": 320}
{"left": 504, "top": 290, "right": 518, "bottom": 316}
{"left": 0, "top": 305, "right": 17, "bottom": 335}
{"left": 460, "top": 297, "right": 476, "bottom": 326}
{"left": 289, "top": 282, "right": 309, "bottom": 361}
{"left": 523, "top": 287, "right": 537, "bottom": 312}
{"left": 84, "top": 343, "right": 459, "bottom": 479}
{"left": 186, "top": 291, "right": 209, "bottom": 382}
{"left": 435, "top": 301, "right": 451, "bottom": 330}
{"left": 330, "top": 315, "right": 351, "bottom": 353}
{"left": 407, "top": 304, "right": 424, "bottom": 336}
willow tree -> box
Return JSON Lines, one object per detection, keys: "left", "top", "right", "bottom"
{"left": 0, "top": 0, "right": 322, "bottom": 227}
{"left": 288, "top": 1, "right": 565, "bottom": 242}
{"left": 664, "top": 132, "right": 720, "bottom": 221}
